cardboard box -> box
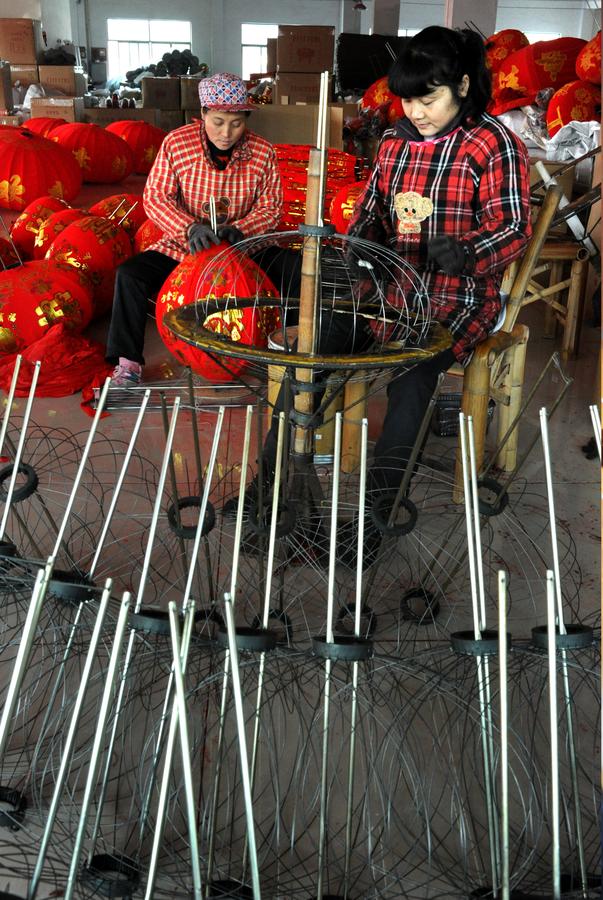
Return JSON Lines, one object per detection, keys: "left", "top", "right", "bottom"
{"left": 266, "top": 37, "right": 277, "bottom": 73}
{"left": 274, "top": 72, "right": 331, "bottom": 105}
{"left": 248, "top": 103, "right": 346, "bottom": 150}
{"left": 0, "top": 18, "right": 44, "bottom": 64}
{"left": 180, "top": 76, "right": 203, "bottom": 110}
{"left": 82, "top": 106, "right": 159, "bottom": 126}
{"left": 184, "top": 110, "right": 202, "bottom": 125}
{"left": 276, "top": 25, "right": 335, "bottom": 73}
{"left": 141, "top": 77, "right": 180, "bottom": 110}
{"left": 154, "top": 108, "right": 184, "bottom": 131}
{"left": 29, "top": 97, "right": 84, "bottom": 122}
{"left": 0, "top": 113, "right": 21, "bottom": 126}
{"left": 38, "top": 65, "right": 87, "bottom": 98}
{"left": 0, "top": 61, "right": 13, "bottom": 113}
{"left": 10, "top": 64, "right": 38, "bottom": 87}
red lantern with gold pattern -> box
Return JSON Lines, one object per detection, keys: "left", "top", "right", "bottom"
{"left": 9, "top": 195, "right": 71, "bottom": 259}
{"left": 546, "top": 80, "right": 601, "bottom": 136}
{"left": 329, "top": 181, "right": 367, "bottom": 234}
{"left": 51, "top": 122, "right": 134, "bottom": 184}
{"left": 47, "top": 215, "right": 133, "bottom": 317}
{"left": 133, "top": 218, "right": 163, "bottom": 254}
{"left": 105, "top": 120, "right": 167, "bottom": 174}
{"left": 495, "top": 37, "right": 587, "bottom": 108}
{"left": 0, "top": 259, "right": 94, "bottom": 353}
{"left": 88, "top": 193, "right": 147, "bottom": 237}
{"left": 22, "top": 116, "right": 67, "bottom": 138}
{"left": 485, "top": 30, "right": 529, "bottom": 85}
{"left": 575, "top": 31, "right": 601, "bottom": 84}
{"left": 156, "top": 244, "right": 281, "bottom": 382}
{"left": 0, "top": 130, "right": 82, "bottom": 211}
{"left": 33, "top": 208, "right": 88, "bottom": 259}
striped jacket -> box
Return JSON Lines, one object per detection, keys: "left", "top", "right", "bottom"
{"left": 348, "top": 113, "right": 532, "bottom": 362}
{"left": 143, "top": 121, "right": 283, "bottom": 261}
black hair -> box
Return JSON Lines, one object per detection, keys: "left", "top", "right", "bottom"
{"left": 388, "top": 26, "right": 491, "bottom": 121}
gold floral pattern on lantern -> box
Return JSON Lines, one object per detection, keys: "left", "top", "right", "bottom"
{"left": 205, "top": 308, "right": 245, "bottom": 342}
{"left": 36, "top": 293, "right": 82, "bottom": 328}
{"left": 48, "top": 181, "right": 67, "bottom": 199}
{"left": 0, "top": 328, "right": 17, "bottom": 352}
{"left": 536, "top": 50, "right": 567, "bottom": 81}
{"left": 0, "top": 175, "right": 25, "bottom": 207}
{"left": 73, "top": 147, "right": 92, "bottom": 170}
{"left": 498, "top": 66, "right": 523, "bottom": 92}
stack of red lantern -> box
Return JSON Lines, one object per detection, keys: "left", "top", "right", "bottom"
{"left": 51, "top": 122, "right": 134, "bottom": 184}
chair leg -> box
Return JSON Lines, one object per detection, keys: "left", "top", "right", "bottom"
{"left": 544, "top": 260, "right": 564, "bottom": 337}
{"left": 494, "top": 335, "right": 529, "bottom": 473}
{"left": 560, "top": 258, "right": 587, "bottom": 358}
{"left": 341, "top": 375, "right": 369, "bottom": 474}
{"left": 453, "top": 355, "right": 491, "bottom": 503}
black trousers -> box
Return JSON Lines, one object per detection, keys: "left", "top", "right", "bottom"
{"left": 106, "top": 250, "right": 178, "bottom": 365}
{"left": 263, "top": 310, "right": 455, "bottom": 495}
{"left": 105, "top": 246, "right": 303, "bottom": 366}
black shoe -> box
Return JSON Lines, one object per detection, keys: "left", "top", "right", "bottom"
{"left": 336, "top": 517, "right": 383, "bottom": 570}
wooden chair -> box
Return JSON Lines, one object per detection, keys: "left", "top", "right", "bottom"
{"left": 451, "top": 182, "right": 563, "bottom": 499}
{"left": 339, "top": 183, "right": 563, "bottom": 497}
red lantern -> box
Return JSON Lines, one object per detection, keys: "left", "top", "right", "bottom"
{"left": 88, "top": 193, "right": 147, "bottom": 237}
{"left": 47, "top": 215, "right": 133, "bottom": 317}
{"left": 495, "top": 37, "right": 587, "bottom": 107}
{"left": 133, "top": 218, "right": 163, "bottom": 254}
{"left": 546, "top": 80, "right": 601, "bottom": 136}
{"left": 9, "top": 195, "right": 71, "bottom": 259}
{"left": 0, "top": 130, "right": 82, "bottom": 211}
{"left": 485, "top": 30, "right": 530, "bottom": 83}
{"left": 51, "top": 122, "right": 134, "bottom": 184}
{"left": 0, "top": 238, "right": 19, "bottom": 269}
{"left": 0, "top": 259, "right": 94, "bottom": 353}
{"left": 575, "top": 31, "right": 601, "bottom": 85}
{"left": 33, "top": 208, "right": 88, "bottom": 259}
{"left": 156, "top": 245, "right": 281, "bottom": 382}
{"left": 22, "top": 117, "right": 67, "bottom": 138}
{"left": 329, "top": 181, "right": 368, "bottom": 234}
{"left": 105, "top": 120, "right": 167, "bottom": 174}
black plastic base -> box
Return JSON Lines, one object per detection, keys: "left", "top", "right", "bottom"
{"left": 217, "top": 626, "right": 277, "bottom": 653}
{"left": 48, "top": 570, "right": 97, "bottom": 603}
{"left": 0, "top": 785, "right": 26, "bottom": 830}
{"left": 400, "top": 587, "right": 440, "bottom": 625}
{"left": 531, "top": 623, "right": 594, "bottom": 651}
{"left": 312, "top": 635, "right": 373, "bottom": 661}
{"left": 167, "top": 495, "right": 215, "bottom": 538}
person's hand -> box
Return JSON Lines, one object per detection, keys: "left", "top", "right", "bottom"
{"left": 217, "top": 225, "right": 245, "bottom": 245}
{"left": 426, "top": 236, "right": 467, "bottom": 275}
{"left": 188, "top": 222, "right": 220, "bottom": 253}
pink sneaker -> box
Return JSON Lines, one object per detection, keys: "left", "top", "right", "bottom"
{"left": 110, "top": 358, "right": 142, "bottom": 387}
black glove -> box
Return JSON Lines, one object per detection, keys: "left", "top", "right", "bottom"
{"left": 188, "top": 222, "right": 220, "bottom": 254}
{"left": 426, "top": 236, "right": 468, "bottom": 276}
{"left": 217, "top": 225, "right": 245, "bottom": 245}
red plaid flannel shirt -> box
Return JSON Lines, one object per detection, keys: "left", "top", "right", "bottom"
{"left": 347, "top": 114, "right": 532, "bottom": 362}
{"left": 143, "top": 122, "right": 283, "bottom": 261}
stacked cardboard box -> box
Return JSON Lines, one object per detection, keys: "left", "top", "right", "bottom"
{"left": 274, "top": 25, "right": 335, "bottom": 105}
{"left": 38, "top": 65, "right": 87, "bottom": 98}
{"left": 29, "top": 97, "right": 84, "bottom": 122}
{"left": 0, "top": 61, "right": 13, "bottom": 114}
{"left": 0, "top": 19, "right": 45, "bottom": 65}
{"left": 180, "top": 76, "right": 203, "bottom": 114}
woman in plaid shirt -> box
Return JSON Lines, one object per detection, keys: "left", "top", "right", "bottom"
{"left": 106, "top": 72, "right": 283, "bottom": 387}
{"left": 247, "top": 27, "right": 532, "bottom": 566}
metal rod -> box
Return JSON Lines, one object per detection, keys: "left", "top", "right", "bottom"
{"left": 468, "top": 416, "right": 487, "bottom": 630}
{"left": 116, "top": 202, "right": 138, "bottom": 228}
{"left": 0, "top": 361, "right": 41, "bottom": 541}
{"left": 108, "top": 197, "right": 126, "bottom": 219}
{"left": 0, "top": 354, "right": 22, "bottom": 457}
{"left": 89, "top": 390, "right": 151, "bottom": 576}
{"left": 223, "top": 593, "right": 262, "bottom": 899}
{"left": 63, "top": 592, "right": 132, "bottom": 900}
{"left": 27, "top": 579, "right": 112, "bottom": 900}
{"left": 142, "top": 596, "right": 196, "bottom": 900}
{"left": 209, "top": 196, "right": 217, "bottom": 233}
{"left": 539, "top": 408, "right": 565, "bottom": 629}
{"left": 354, "top": 419, "right": 368, "bottom": 622}
{"left": 138, "top": 407, "right": 225, "bottom": 845}
{"left": 589, "top": 403, "right": 601, "bottom": 460}
{"left": 0, "top": 216, "right": 23, "bottom": 265}
{"left": 86, "top": 398, "right": 182, "bottom": 853}
{"left": 50, "top": 377, "right": 111, "bottom": 557}
{"left": 0, "top": 559, "right": 53, "bottom": 761}
{"left": 168, "top": 601, "right": 203, "bottom": 900}
{"left": 459, "top": 413, "right": 481, "bottom": 640}
{"left": 326, "top": 412, "right": 343, "bottom": 643}
{"left": 498, "top": 572, "right": 509, "bottom": 900}
{"left": 546, "top": 571, "right": 561, "bottom": 900}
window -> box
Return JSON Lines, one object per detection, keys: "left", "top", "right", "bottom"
{"left": 525, "top": 31, "right": 562, "bottom": 43}
{"left": 398, "top": 28, "right": 420, "bottom": 37}
{"left": 107, "top": 19, "right": 192, "bottom": 81}
{"left": 241, "top": 23, "right": 278, "bottom": 79}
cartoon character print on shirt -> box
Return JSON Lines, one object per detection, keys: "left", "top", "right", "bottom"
{"left": 201, "top": 197, "right": 231, "bottom": 226}
{"left": 393, "top": 191, "right": 434, "bottom": 235}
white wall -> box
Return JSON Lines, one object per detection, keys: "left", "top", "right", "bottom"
{"left": 494, "top": 0, "right": 599, "bottom": 39}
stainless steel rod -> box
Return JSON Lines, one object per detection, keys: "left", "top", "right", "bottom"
{"left": 223, "top": 593, "right": 262, "bottom": 899}
{"left": 27, "top": 579, "right": 112, "bottom": 900}
{"left": 546, "top": 571, "right": 561, "bottom": 900}
{"left": 0, "top": 361, "right": 41, "bottom": 541}
{"left": 326, "top": 412, "right": 343, "bottom": 643}
{"left": 459, "top": 413, "right": 481, "bottom": 640}
{"left": 498, "top": 572, "right": 509, "bottom": 900}
{"left": 589, "top": 403, "right": 601, "bottom": 459}
{"left": 63, "top": 591, "right": 132, "bottom": 900}
{"left": 168, "top": 601, "right": 202, "bottom": 900}
{"left": 0, "top": 354, "right": 22, "bottom": 457}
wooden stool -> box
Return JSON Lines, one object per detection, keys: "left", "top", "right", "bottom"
{"left": 537, "top": 241, "right": 590, "bottom": 357}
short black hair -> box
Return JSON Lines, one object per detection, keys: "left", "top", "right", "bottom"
{"left": 388, "top": 26, "right": 491, "bottom": 121}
